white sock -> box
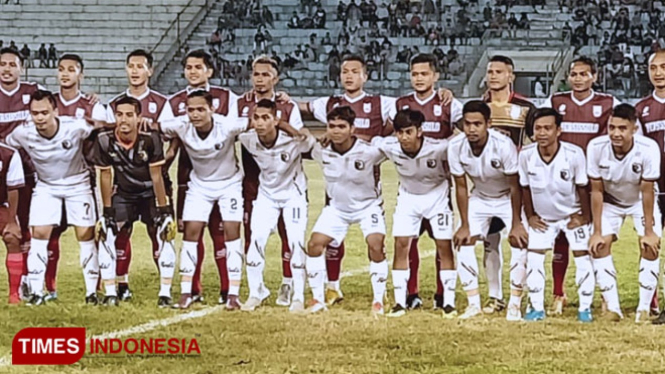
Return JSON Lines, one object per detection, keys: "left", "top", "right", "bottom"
{"left": 392, "top": 269, "right": 409, "bottom": 308}
{"left": 457, "top": 245, "right": 480, "bottom": 307}
{"left": 440, "top": 270, "right": 457, "bottom": 308}
{"left": 526, "top": 251, "right": 546, "bottom": 311}
{"left": 638, "top": 257, "right": 660, "bottom": 312}
{"left": 79, "top": 240, "right": 99, "bottom": 296}
{"left": 509, "top": 247, "right": 527, "bottom": 306}
{"left": 369, "top": 260, "right": 388, "bottom": 305}
{"left": 484, "top": 232, "right": 503, "bottom": 300}
{"left": 157, "top": 236, "right": 176, "bottom": 294}
{"left": 592, "top": 256, "right": 621, "bottom": 314}
{"left": 290, "top": 242, "right": 306, "bottom": 303}
{"left": 306, "top": 255, "right": 326, "bottom": 303}
{"left": 282, "top": 277, "right": 293, "bottom": 286}
{"left": 180, "top": 240, "right": 198, "bottom": 295}
{"left": 159, "top": 283, "right": 171, "bottom": 298}
{"left": 104, "top": 284, "right": 117, "bottom": 297}
{"left": 226, "top": 239, "right": 243, "bottom": 296}
{"left": 328, "top": 280, "right": 340, "bottom": 291}
{"left": 27, "top": 238, "right": 48, "bottom": 296}
{"left": 573, "top": 255, "right": 594, "bottom": 311}
{"left": 246, "top": 239, "right": 266, "bottom": 299}
{"left": 97, "top": 230, "right": 116, "bottom": 282}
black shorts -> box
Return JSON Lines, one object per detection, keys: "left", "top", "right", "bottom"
{"left": 113, "top": 193, "right": 158, "bottom": 226}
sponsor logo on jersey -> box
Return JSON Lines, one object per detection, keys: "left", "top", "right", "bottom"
{"left": 75, "top": 108, "right": 85, "bottom": 119}
{"left": 62, "top": 140, "right": 72, "bottom": 150}
{"left": 422, "top": 121, "right": 440, "bottom": 133}
{"left": 22, "top": 94, "right": 30, "bottom": 105}
{"left": 558, "top": 104, "right": 566, "bottom": 115}
{"left": 592, "top": 105, "right": 602, "bottom": 118}
{"left": 561, "top": 122, "right": 599, "bottom": 134}
{"left": 644, "top": 120, "right": 665, "bottom": 133}
{"left": 276, "top": 109, "right": 282, "bottom": 119}
{"left": 632, "top": 163, "right": 642, "bottom": 173}
{"left": 0, "top": 160, "right": 4, "bottom": 172}
{"left": 148, "top": 102, "right": 157, "bottom": 114}
{"left": 560, "top": 169, "right": 571, "bottom": 181}
{"left": 214, "top": 142, "right": 223, "bottom": 150}
{"left": 354, "top": 118, "right": 370, "bottom": 128}
{"left": 426, "top": 159, "right": 437, "bottom": 168}
{"left": 354, "top": 160, "right": 365, "bottom": 170}
{"left": 280, "top": 152, "right": 290, "bottom": 162}
{"left": 433, "top": 105, "right": 442, "bottom": 116}
{"left": 490, "top": 158, "right": 501, "bottom": 169}
{"left": 363, "top": 102, "right": 371, "bottom": 113}
{"left": 643, "top": 106, "right": 650, "bottom": 117}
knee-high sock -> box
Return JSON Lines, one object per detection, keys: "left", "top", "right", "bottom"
{"left": 45, "top": 229, "right": 62, "bottom": 293}
{"left": 435, "top": 252, "right": 444, "bottom": 296}
{"left": 509, "top": 247, "right": 527, "bottom": 307}
{"left": 526, "top": 251, "right": 546, "bottom": 311}
{"left": 79, "top": 240, "right": 99, "bottom": 296}
{"left": 290, "top": 240, "right": 306, "bottom": 303}
{"left": 156, "top": 235, "right": 176, "bottom": 298}
{"left": 325, "top": 242, "right": 345, "bottom": 286}
{"left": 6, "top": 252, "right": 23, "bottom": 298}
{"left": 457, "top": 245, "right": 480, "bottom": 308}
{"left": 392, "top": 269, "right": 409, "bottom": 308}
{"left": 407, "top": 237, "right": 420, "bottom": 295}
{"left": 593, "top": 256, "right": 621, "bottom": 314}
{"left": 369, "top": 260, "right": 388, "bottom": 304}
{"left": 180, "top": 240, "right": 198, "bottom": 294}
{"left": 278, "top": 218, "right": 292, "bottom": 280}
{"left": 226, "top": 239, "right": 243, "bottom": 296}
{"left": 307, "top": 255, "right": 326, "bottom": 303}
{"left": 638, "top": 257, "right": 660, "bottom": 312}
{"left": 192, "top": 237, "right": 205, "bottom": 295}
{"left": 439, "top": 269, "right": 456, "bottom": 308}
{"left": 114, "top": 231, "right": 131, "bottom": 284}
{"left": 574, "top": 255, "right": 594, "bottom": 311}
{"left": 27, "top": 238, "right": 48, "bottom": 296}
{"left": 246, "top": 237, "right": 266, "bottom": 299}
{"left": 209, "top": 211, "right": 228, "bottom": 293}
{"left": 552, "top": 235, "right": 569, "bottom": 297}
{"left": 98, "top": 231, "right": 117, "bottom": 296}
{"left": 484, "top": 232, "right": 503, "bottom": 300}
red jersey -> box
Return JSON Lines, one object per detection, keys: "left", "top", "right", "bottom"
{"left": 107, "top": 88, "right": 172, "bottom": 124}
{"left": 547, "top": 91, "right": 618, "bottom": 149}
{"left": 393, "top": 92, "right": 463, "bottom": 139}
{"left": 0, "top": 143, "right": 24, "bottom": 206}
{"left": 55, "top": 92, "right": 107, "bottom": 121}
{"left": 635, "top": 93, "right": 665, "bottom": 189}
{"left": 309, "top": 91, "right": 394, "bottom": 138}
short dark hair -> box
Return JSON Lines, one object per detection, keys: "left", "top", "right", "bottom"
{"left": 58, "top": 53, "right": 84, "bottom": 71}
{"left": 570, "top": 56, "right": 597, "bottom": 75}
{"left": 611, "top": 103, "right": 637, "bottom": 123}
{"left": 462, "top": 100, "right": 491, "bottom": 122}
{"left": 327, "top": 106, "right": 356, "bottom": 126}
{"left": 256, "top": 98, "right": 277, "bottom": 114}
{"left": 529, "top": 107, "right": 562, "bottom": 129}
{"left": 393, "top": 109, "right": 424, "bottom": 131}
{"left": 489, "top": 55, "right": 514, "bottom": 69}
{"left": 341, "top": 54, "right": 366, "bottom": 67}
{"left": 186, "top": 90, "right": 213, "bottom": 107}
{"left": 29, "top": 90, "right": 57, "bottom": 109}
{"left": 115, "top": 96, "right": 142, "bottom": 114}
{"left": 183, "top": 49, "right": 214, "bottom": 70}
{"left": 410, "top": 53, "right": 439, "bottom": 71}
{"left": 0, "top": 47, "right": 23, "bottom": 65}
{"left": 252, "top": 55, "right": 280, "bottom": 74}
{"left": 127, "top": 49, "right": 154, "bottom": 67}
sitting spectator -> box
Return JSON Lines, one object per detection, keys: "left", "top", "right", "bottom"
{"left": 347, "top": 0, "right": 362, "bottom": 28}
{"left": 518, "top": 13, "right": 530, "bottom": 30}
{"left": 507, "top": 13, "right": 518, "bottom": 37}
{"left": 37, "top": 43, "right": 46, "bottom": 67}
{"left": 288, "top": 11, "right": 301, "bottom": 28}
{"left": 313, "top": 6, "right": 326, "bottom": 28}
{"left": 328, "top": 55, "right": 341, "bottom": 88}
{"left": 562, "top": 22, "right": 572, "bottom": 41}
{"left": 337, "top": 1, "right": 347, "bottom": 21}
{"left": 396, "top": 46, "right": 411, "bottom": 63}
{"left": 328, "top": 45, "right": 340, "bottom": 61}
{"left": 423, "top": 0, "right": 436, "bottom": 21}
{"left": 533, "top": 76, "right": 546, "bottom": 97}
{"left": 368, "top": 23, "right": 381, "bottom": 38}
{"left": 483, "top": 3, "right": 492, "bottom": 22}
{"left": 210, "top": 29, "right": 222, "bottom": 51}
{"left": 8, "top": 41, "right": 17, "bottom": 52}
{"left": 261, "top": 6, "right": 274, "bottom": 28}
{"left": 294, "top": 44, "right": 309, "bottom": 60}
{"left": 426, "top": 28, "right": 440, "bottom": 45}
{"left": 449, "top": 56, "right": 463, "bottom": 76}
{"left": 338, "top": 28, "right": 350, "bottom": 46}
{"left": 322, "top": 32, "right": 333, "bottom": 45}
{"left": 48, "top": 43, "right": 57, "bottom": 68}
{"left": 20, "top": 44, "right": 31, "bottom": 68}
{"left": 360, "top": 0, "right": 372, "bottom": 24}
{"left": 381, "top": 36, "right": 392, "bottom": 51}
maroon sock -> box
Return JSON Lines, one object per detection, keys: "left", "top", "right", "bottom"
{"left": 652, "top": 291, "right": 659, "bottom": 311}
{"left": 115, "top": 231, "right": 131, "bottom": 284}
{"left": 435, "top": 251, "right": 443, "bottom": 296}
{"left": 209, "top": 206, "right": 227, "bottom": 293}
{"left": 407, "top": 237, "right": 420, "bottom": 295}
{"left": 325, "top": 242, "right": 345, "bottom": 282}
{"left": 45, "top": 229, "right": 62, "bottom": 293}
{"left": 20, "top": 229, "right": 30, "bottom": 276}
{"left": 278, "top": 216, "right": 292, "bottom": 278}
{"left": 149, "top": 230, "right": 160, "bottom": 269}
{"left": 552, "top": 234, "right": 569, "bottom": 297}
{"left": 192, "top": 236, "right": 205, "bottom": 295}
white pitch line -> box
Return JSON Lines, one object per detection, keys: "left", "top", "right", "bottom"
{"left": 0, "top": 250, "right": 437, "bottom": 367}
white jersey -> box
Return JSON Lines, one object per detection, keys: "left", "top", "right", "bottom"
{"left": 5, "top": 117, "right": 92, "bottom": 188}
{"left": 311, "top": 138, "right": 386, "bottom": 213}
{"left": 238, "top": 130, "right": 315, "bottom": 201}
{"left": 587, "top": 134, "right": 661, "bottom": 208}
{"left": 372, "top": 136, "right": 449, "bottom": 195}
{"left": 160, "top": 114, "right": 247, "bottom": 186}
{"left": 448, "top": 129, "right": 518, "bottom": 199}
{"left": 519, "top": 142, "right": 588, "bottom": 221}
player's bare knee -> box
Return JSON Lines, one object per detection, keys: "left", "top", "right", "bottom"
{"left": 74, "top": 226, "right": 95, "bottom": 242}
{"left": 572, "top": 250, "right": 588, "bottom": 258}
{"left": 367, "top": 238, "right": 385, "bottom": 262}
{"left": 223, "top": 221, "right": 241, "bottom": 241}
{"left": 307, "top": 239, "right": 324, "bottom": 257}
{"left": 32, "top": 226, "right": 52, "bottom": 240}
{"left": 2, "top": 233, "right": 20, "bottom": 252}
{"left": 641, "top": 247, "right": 659, "bottom": 261}
{"left": 183, "top": 221, "right": 204, "bottom": 242}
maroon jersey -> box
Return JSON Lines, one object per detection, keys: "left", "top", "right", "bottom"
{"left": 55, "top": 92, "right": 107, "bottom": 121}
{"left": 107, "top": 89, "right": 171, "bottom": 124}
{"left": 549, "top": 91, "right": 617, "bottom": 149}
{"left": 394, "top": 92, "right": 462, "bottom": 139}
{"left": 309, "top": 92, "right": 393, "bottom": 138}
{"left": 636, "top": 93, "right": 665, "bottom": 190}
{"left": 0, "top": 143, "right": 24, "bottom": 206}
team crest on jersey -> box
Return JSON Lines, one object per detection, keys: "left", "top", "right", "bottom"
{"left": 280, "top": 152, "right": 290, "bottom": 162}
{"left": 643, "top": 106, "right": 650, "bottom": 117}
{"left": 0, "top": 161, "right": 3, "bottom": 172}
{"left": 242, "top": 106, "right": 249, "bottom": 116}
{"left": 215, "top": 142, "right": 223, "bottom": 150}
{"left": 363, "top": 102, "right": 372, "bottom": 113}
{"left": 75, "top": 108, "right": 85, "bottom": 119}
{"left": 22, "top": 94, "right": 30, "bottom": 105}
{"left": 434, "top": 105, "right": 442, "bottom": 116}
{"left": 62, "top": 140, "right": 72, "bottom": 150}
{"left": 560, "top": 169, "right": 571, "bottom": 181}
{"left": 354, "top": 160, "right": 365, "bottom": 170}
{"left": 332, "top": 102, "right": 340, "bottom": 109}
{"left": 632, "top": 163, "right": 642, "bottom": 173}
{"left": 592, "top": 105, "right": 602, "bottom": 118}
{"left": 490, "top": 158, "right": 502, "bottom": 169}
{"left": 149, "top": 102, "right": 157, "bottom": 114}
{"left": 138, "top": 150, "right": 148, "bottom": 162}
{"left": 510, "top": 105, "right": 522, "bottom": 120}
{"left": 401, "top": 105, "right": 410, "bottom": 110}
{"left": 212, "top": 98, "right": 220, "bottom": 110}
{"left": 426, "top": 159, "right": 437, "bottom": 168}
{"left": 276, "top": 110, "right": 282, "bottom": 119}
{"left": 558, "top": 104, "right": 566, "bottom": 115}
{"left": 178, "top": 102, "right": 186, "bottom": 113}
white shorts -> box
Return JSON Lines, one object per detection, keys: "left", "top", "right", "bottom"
{"left": 528, "top": 217, "right": 590, "bottom": 251}
{"left": 600, "top": 201, "right": 662, "bottom": 238}
{"left": 250, "top": 191, "right": 308, "bottom": 244}
{"left": 393, "top": 188, "right": 453, "bottom": 240}
{"left": 29, "top": 185, "right": 96, "bottom": 227}
{"left": 468, "top": 196, "right": 521, "bottom": 239}
{"left": 312, "top": 204, "right": 386, "bottom": 247}
{"left": 182, "top": 179, "right": 243, "bottom": 223}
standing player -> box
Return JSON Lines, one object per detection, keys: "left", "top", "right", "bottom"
{"left": 238, "top": 56, "right": 303, "bottom": 306}
{"left": 480, "top": 55, "right": 535, "bottom": 315}
{"left": 374, "top": 109, "right": 456, "bottom": 318}
{"left": 0, "top": 141, "right": 24, "bottom": 304}
{"left": 0, "top": 48, "right": 43, "bottom": 299}
{"left": 166, "top": 49, "right": 237, "bottom": 305}
{"left": 448, "top": 100, "right": 528, "bottom": 321}
{"left": 542, "top": 56, "right": 621, "bottom": 315}
{"left": 238, "top": 99, "right": 314, "bottom": 312}
{"left": 6, "top": 90, "right": 103, "bottom": 305}
{"left": 105, "top": 49, "right": 174, "bottom": 301}
{"left": 519, "top": 108, "right": 594, "bottom": 322}
{"left": 587, "top": 104, "right": 661, "bottom": 323}
{"left": 389, "top": 53, "right": 462, "bottom": 310}
{"left": 306, "top": 106, "right": 388, "bottom": 314}
{"left": 93, "top": 96, "right": 175, "bottom": 307}
{"left": 44, "top": 53, "right": 108, "bottom": 302}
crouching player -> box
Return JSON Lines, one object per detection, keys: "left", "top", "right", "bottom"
{"left": 238, "top": 99, "right": 315, "bottom": 312}
{"left": 587, "top": 104, "right": 661, "bottom": 323}
{"left": 373, "top": 109, "right": 456, "bottom": 318}
{"left": 93, "top": 96, "right": 175, "bottom": 307}
{"left": 519, "top": 108, "right": 595, "bottom": 322}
